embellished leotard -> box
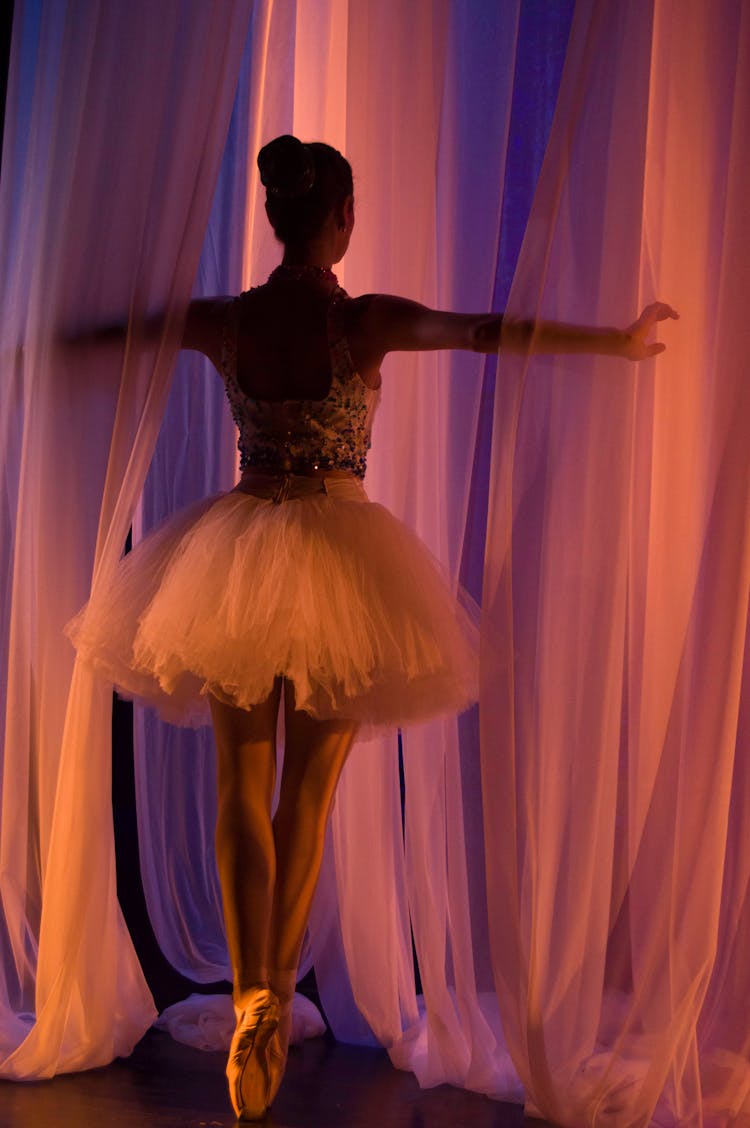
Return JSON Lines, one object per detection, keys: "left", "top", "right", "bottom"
{"left": 221, "top": 282, "right": 380, "bottom": 480}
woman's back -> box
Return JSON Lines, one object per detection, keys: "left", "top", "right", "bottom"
{"left": 235, "top": 277, "right": 382, "bottom": 401}
{"left": 221, "top": 270, "right": 380, "bottom": 479}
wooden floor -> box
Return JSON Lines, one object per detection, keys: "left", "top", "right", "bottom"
{"left": 0, "top": 1028, "right": 553, "bottom": 1128}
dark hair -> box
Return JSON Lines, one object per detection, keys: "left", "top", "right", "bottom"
{"left": 257, "top": 135, "right": 353, "bottom": 245}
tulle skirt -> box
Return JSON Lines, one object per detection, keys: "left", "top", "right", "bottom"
{"left": 67, "top": 471, "right": 479, "bottom": 731}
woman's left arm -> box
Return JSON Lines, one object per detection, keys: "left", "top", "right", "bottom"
{"left": 358, "top": 294, "right": 678, "bottom": 363}
{"left": 498, "top": 302, "right": 679, "bottom": 360}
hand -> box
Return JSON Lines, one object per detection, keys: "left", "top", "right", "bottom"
{"left": 623, "top": 302, "right": 679, "bottom": 360}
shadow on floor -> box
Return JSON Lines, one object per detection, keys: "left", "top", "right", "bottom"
{"left": 0, "top": 1028, "right": 559, "bottom": 1128}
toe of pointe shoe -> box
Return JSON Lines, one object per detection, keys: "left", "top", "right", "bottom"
{"left": 226, "top": 988, "right": 280, "bottom": 1120}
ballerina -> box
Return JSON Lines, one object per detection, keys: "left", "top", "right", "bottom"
{"left": 68, "top": 133, "right": 677, "bottom": 1119}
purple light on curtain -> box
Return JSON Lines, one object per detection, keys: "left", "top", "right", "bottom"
{"left": 482, "top": 1, "right": 750, "bottom": 1123}
{"left": 0, "top": 0, "right": 250, "bottom": 1079}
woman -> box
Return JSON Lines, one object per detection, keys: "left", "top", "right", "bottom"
{"left": 69, "top": 134, "right": 677, "bottom": 1120}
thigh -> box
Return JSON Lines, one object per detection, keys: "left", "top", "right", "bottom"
{"left": 210, "top": 678, "right": 283, "bottom": 812}
{"left": 280, "top": 680, "right": 358, "bottom": 805}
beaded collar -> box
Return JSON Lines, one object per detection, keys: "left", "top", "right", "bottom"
{"left": 268, "top": 263, "right": 338, "bottom": 286}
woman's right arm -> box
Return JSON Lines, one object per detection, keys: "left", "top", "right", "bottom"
{"left": 59, "top": 297, "right": 231, "bottom": 366}
{"left": 179, "top": 297, "right": 230, "bottom": 361}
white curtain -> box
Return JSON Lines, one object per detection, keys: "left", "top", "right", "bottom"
{"left": 0, "top": 0, "right": 250, "bottom": 1077}
{"left": 2, "top": 2, "right": 750, "bottom": 1125}
{"left": 482, "top": 2, "right": 750, "bottom": 1124}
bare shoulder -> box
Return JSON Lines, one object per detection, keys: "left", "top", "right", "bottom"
{"left": 339, "top": 292, "right": 378, "bottom": 334}
{"left": 342, "top": 292, "right": 489, "bottom": 355}
{"left": 182, "top": 296, "right": 234, "bottom": 365}
{"left": 342, "top": 292, "right": 416, "bottom": 325}
{"left": 340, "top": 292, "right": 427, "bottom": 343}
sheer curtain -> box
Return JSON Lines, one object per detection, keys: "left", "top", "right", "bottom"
{"left": 0, "top": 0, "right": 250, "bottom": 1078}
{"left": 2, "top": 2, "right": 750, "bottom": 1124}
{"left": 482, "top": 1, "right": 750, "bottom": 1124}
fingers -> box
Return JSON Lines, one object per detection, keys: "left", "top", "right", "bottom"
{"left": 647, "top": 342, "right": 666, "bottom": 356}
{"left": 643, "top": 301, "right": 680, "bottom": 322}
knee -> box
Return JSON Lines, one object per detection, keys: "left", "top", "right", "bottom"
{"left": 215, "top": 787, "right": 273, "bottom": 847}
{"left": 273, "top": 775, "right": 335, "bottom": 842}
{"left": 215, "top": 752, "right": 275, "bottom": 820}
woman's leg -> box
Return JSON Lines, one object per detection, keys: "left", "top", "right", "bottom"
{"left": 211, "top": 678, "right": 358, "bottom": 1113}
{"left": 264, "top": 682, "right": 359, "bottom": 1105}
{"left": 268, "top": 680, "right": 359, "bottom": 979}
{"left": 210, "top": 678, "right": 282, "bottom": 1010}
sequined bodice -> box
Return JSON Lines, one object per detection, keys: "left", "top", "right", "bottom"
{"left": 220, "top": 283, "right": 380, "bottom": 480}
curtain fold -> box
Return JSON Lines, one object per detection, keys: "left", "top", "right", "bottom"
{"left": 481, "top": 1, "right": 750, "bottom": 1124}
{"left": 337, "top": 0, "right": 522, "bottom": 1090}
{"left": 0, "top": 0, "right": 250, "bottom": 1078}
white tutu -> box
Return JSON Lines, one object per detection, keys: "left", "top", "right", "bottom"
{"left": 67, "top": 474, "right": 479, "bottom": 731}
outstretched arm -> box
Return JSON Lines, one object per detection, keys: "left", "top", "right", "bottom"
{"left": 59, "top": 297, "right": 230, "bottom": 364}
{"left": 356, "top": 295, "right": 678, "bottom": 363}
{"left": 498, "top": 302, "right": 679, "bottom": 361}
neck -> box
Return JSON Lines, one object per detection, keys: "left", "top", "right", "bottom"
{"left": 282, "top": 236, "right": 337, "bottom": 270}
{"left": 282, "top": 253, "right": 333, "bottom": 269}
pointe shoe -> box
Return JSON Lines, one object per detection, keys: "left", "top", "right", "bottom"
{"left": 266, "top": 1000, "right": 293, "bottom": 1108}
{"left": 226, "top": 987, "right": 280, "bottom": 1120}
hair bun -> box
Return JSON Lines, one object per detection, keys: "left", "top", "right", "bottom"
{"left": 257, "top": 135, "right": 315, "bottom": 199}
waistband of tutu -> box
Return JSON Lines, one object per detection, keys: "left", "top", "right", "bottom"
{"left": 233, "top": 468, "right": 367, "bottom": 504}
